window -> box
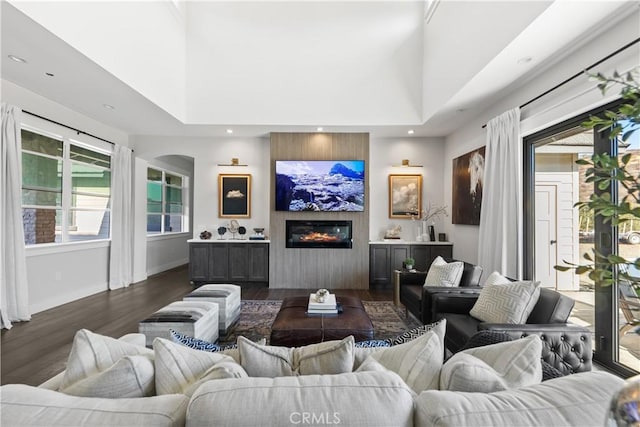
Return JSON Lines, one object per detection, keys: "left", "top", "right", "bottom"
{"left": 147, "top": 167, "right": 186, "bottom": 234}
{"left": 21, "top": 128, "right": 111, "bottom": 244}
{"left": 524, "top": 99, "right": 639, "bottom": 377}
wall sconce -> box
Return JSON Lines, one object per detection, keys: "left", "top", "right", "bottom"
{"left": 218, "top": 157, "right": 248, "bottom": 167}
{"left": 393, "top": 159, "right": 423, "bottom": 168}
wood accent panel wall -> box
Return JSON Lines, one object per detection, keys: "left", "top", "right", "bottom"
{"left": 270, "top": 133, "right": 370, "bottom": 289}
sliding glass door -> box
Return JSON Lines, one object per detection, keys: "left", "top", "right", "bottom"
{"left": 524, "top": 100, "right": 639, "bottom": 376}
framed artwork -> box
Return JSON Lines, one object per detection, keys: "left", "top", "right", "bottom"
{"left": 218, "top": 174, "right": 251, "bottom": 218}
{"left": 452, "top": 146, "right": 485, "bottom": 225}
{"left": 388, "top": 174, "right": 422, "bottom": 219}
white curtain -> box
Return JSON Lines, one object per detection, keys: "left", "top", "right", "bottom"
{"left": 478, "top": 107, "right": 523, "bottom": 280}
{"left": 109, "top": 144, "right": 133, "bottom": 290}
{"left": 1, "top": 103, "right": 31, "bottom": 329}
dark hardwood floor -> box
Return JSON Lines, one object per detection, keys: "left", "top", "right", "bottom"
{"left": 1, "top": 265, "right": 392, "bottom": 386}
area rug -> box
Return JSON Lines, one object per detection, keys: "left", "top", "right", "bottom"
{"left": 218, "top": 300, "right": 421, "bottom": 346}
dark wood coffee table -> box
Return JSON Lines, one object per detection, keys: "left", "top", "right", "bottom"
{"left": 270, "top": 296, "right": 374, "bottom": 347}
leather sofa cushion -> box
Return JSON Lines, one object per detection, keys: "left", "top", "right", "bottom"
{"left": 188, "top": 370, "right": 415, "bottom": 427}
{"left": 437, "top": 313, "right": 480, "bottom": 351}
{"left": 527, "top": 288, "right": 574, "bottom": 324}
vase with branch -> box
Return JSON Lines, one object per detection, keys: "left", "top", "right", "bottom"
{"left": 414, "top": 204, "right": 448, "bottom": 241}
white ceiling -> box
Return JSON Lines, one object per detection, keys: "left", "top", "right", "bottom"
{"left": 1, "top": 1, "right": 635, "bottom": 139}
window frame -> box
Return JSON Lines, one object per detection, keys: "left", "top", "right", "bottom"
{"left": 523, "top": 98, "right": 637, "bottom": 378}
{"left": 20, "top": 120, "right": 113, "bottom": 246}
{"left": 146, "top": 166, "right": 188, "bottom": 236}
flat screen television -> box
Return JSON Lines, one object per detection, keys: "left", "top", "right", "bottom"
{"left": 275, "top": 160, "right": 365, "bottom": 212}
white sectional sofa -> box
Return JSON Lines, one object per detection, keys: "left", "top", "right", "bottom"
{"left": 0, "top": 323, "right": 625, "bottom": 427}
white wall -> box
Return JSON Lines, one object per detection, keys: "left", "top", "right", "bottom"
{"left": 185, "top": 2, "right": 423, "bottom": 125}
{"left": 9, "top": 0, "right": 187, "bottom": 121}
{"left": 131, "top": 136, "right": 271, "bottom": 239}
{"left": 444, "top": 9, "right": 640, "bottom": 271}
{"left": 2, "top": 79, "right": 130, "bottom": 314}
{"left": 369, "top": 137, "right": 446, "bottom": 241}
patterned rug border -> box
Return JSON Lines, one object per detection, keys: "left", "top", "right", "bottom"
{"left": 219, "top": 299, "right": 420, "bottom": 346}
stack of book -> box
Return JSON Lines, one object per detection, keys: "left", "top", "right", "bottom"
{"left": 307, "top": 293, "right": 338, "bottom": 314}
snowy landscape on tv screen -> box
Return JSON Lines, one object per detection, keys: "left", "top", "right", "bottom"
{"left": 275, "top": 160, "right": 365, "bottom": 212}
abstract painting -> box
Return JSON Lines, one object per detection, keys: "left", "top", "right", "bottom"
{"left": 452, "top": 146, "right": 485, "bottom": 225}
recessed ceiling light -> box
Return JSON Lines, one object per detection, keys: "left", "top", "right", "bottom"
{"left": 407, "top": 130, "right": 415, "bottom": 135}
{"left": 517, "top": 56, "right": 533, "bottom": 64}
{"left": 45, "top": 72, "right": 54, "bottom": 77}
{"left": 316, "top": 127, "right": 323, "bottom": 132}
{"left": 8, "top": 54, "right": 27, "bottom": 63}
{"left": 103, "top": 104, "right": 115, "bottom": 110}
{"left": 226, "top": 129, "right": 233, "bottom": 134}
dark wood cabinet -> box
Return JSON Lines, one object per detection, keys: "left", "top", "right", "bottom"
{"left": 189, "top": 242, "right": 269, "bottom": 285}
{"left": 369, "top": 243, "right": 453, "bottom": 286}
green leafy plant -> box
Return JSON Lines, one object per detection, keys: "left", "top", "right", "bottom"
{"left": 404, "top": 257, "right": 416, "bottom": 268}
{"left": 555, "top": 69, "right": 640, "bottom": 288}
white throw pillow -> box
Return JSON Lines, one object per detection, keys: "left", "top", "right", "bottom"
{"left": 423, "top": 256, "right": 464, "bottom": 287}
{"left": 61, "top": 355, "right": 155, "bottom": 398}
{"left": 59, "top": 329, "right": 154, "bottom": 394}
{"left": 470, "top": 280, "right": 541, "bottom": 324}
{"left": 367, "top": 319, "right": 446, "bottom": 393}
{"left": 154, "top": 337, "right": 247, "bottom": 396}
{"left": 440, "top": 335, "right": 543, "bottom": 392}
{"left": 238, "top": 335, "right": 354, "bottom": 377}
{"left": 483, "top": 271, "right": 511, "bottom": 286}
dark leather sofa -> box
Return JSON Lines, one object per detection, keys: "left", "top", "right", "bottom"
{"left": 398, "top": 259, "right": 483, "bottom": 324}
{"left": 432, "top": 288, "right": 593, "bottom": 374}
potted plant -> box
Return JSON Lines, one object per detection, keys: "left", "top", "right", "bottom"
{"left": 404, "top": 257, "right": 416, "bottom": 270}
{"left": 555, "top": 69, "right": 639, "bottom": 289}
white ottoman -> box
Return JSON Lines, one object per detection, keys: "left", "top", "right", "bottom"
{"left": 139, "top": 301, "right": 219, "bottom": 347}
{"left": 183, "top": 284, "right": 241, "bottom": 334}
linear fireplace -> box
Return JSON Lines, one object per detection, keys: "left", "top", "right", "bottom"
{"left": 286, "top": 220, "right": 353, "bottom": 249}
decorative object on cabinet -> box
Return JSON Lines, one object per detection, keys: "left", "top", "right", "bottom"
{"left": 438, "top": 233, "right": 447, "bottom": 242}
{"left": 389, "top": 174, "right": 422, "bottom": 218}
{"left": 452, "top": 146, "right": 485, "bottom": 225}
{"left": 238, "top": 226, "right": 247, "bottom": 239}
{"left": 217, "top": 226, "right": 227, "bottom": 239}
{"left": 429, "top": 225, "right": 436, "bottom": 242}
{"left": 384, "top": 224, "right": 402, "bottom": 240}
{"left": 219, "top": 173, "right": 251, "bottom": 218}
{"left": 228, "top": 219, "right": 240, "bottom": 239}
{"left": 250, "top": 228, "right": 266, "bottom": 240}
{"left": 199, "top": 230, "right": 212, "bottom": 240}
{"left": 414, "top": 204, "right": 448, "bottom": 241}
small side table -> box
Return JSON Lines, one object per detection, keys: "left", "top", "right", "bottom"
{"left": 393, "top": 269, "right": 424, "bottom": 307}
{"left": 393, "top": 270, "right": 402, "bottom": 306}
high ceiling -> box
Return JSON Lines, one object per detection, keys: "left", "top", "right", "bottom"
{"left": 1, "top": 1, "right": 635, "bottom": 138}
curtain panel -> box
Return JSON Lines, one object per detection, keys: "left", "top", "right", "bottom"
{"left": 478, "top": 107, "right": 523, "bottom": 280}
{"left": 1, "top": 103, "right": 31, "bottom": 329}
{"left": 109, "top": 144, "right": 133, "bottom": 289}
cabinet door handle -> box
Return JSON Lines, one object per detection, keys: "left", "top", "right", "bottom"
{"left": 550, "top": 240, "right": 557, "bottom": 245}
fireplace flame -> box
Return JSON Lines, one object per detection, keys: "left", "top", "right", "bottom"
{"left": 299, "top": 232, "right": 340, "bottom": 242}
